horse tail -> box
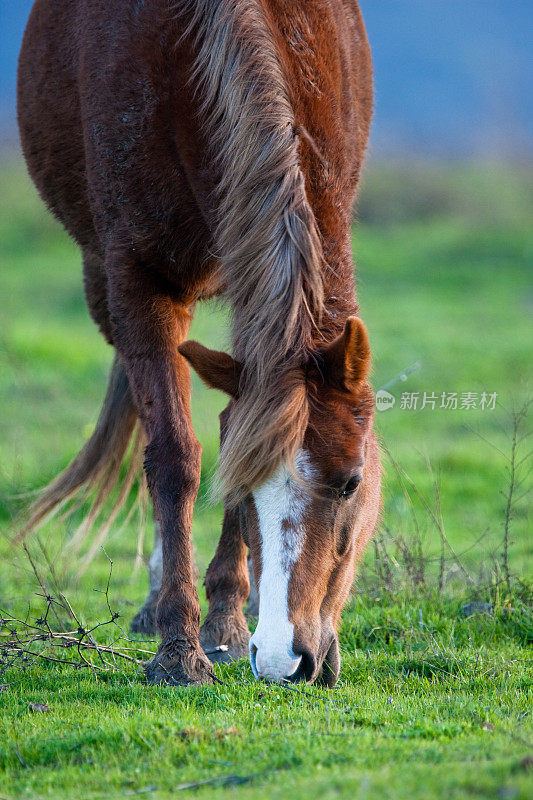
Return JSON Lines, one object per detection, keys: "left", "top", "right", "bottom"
{"left": 16, "top": 355, "right": 146, "bottom": 570}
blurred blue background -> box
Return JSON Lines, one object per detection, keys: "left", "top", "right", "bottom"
{"left": 1, "top": 0, "right": 532, "bottom": 157}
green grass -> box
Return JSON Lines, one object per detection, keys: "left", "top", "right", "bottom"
{"left": 0, "top": 160, "right": 531, "bottom": 799}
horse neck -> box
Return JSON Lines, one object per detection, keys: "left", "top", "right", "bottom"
{"left": 311, "top": 243, "right": 360, "bottom": 350}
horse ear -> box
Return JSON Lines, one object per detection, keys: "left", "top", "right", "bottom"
{"left": 322, "top": 317, "right": 371, "bottom": 389}
{"left": 178, "top": 341, "right": 242, "bottom": 397}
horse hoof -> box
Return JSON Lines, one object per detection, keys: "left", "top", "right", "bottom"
{"left": 144, "top": 639, "right": 214, "bottom": 686}
{"left": 199, "top": 609, "right": 250, "bottom": 663}
{"left": 130, "top": 603, "right": 157, "bottom": 636}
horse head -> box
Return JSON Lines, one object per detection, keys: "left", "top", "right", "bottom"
{"left": 180, "top": 316, "right": 380, "bottom": 685}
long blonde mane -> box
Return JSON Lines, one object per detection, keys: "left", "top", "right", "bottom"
{"left": 179, "top": 0, "right": 325, "bottom": 500}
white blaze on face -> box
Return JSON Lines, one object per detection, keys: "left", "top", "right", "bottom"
{"left": 249, "top": 451, "right": 313, "bottom": 682}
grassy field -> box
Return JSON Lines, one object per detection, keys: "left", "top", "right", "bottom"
{"left": 0, "top": 160, "right": 531, "bottom": 799}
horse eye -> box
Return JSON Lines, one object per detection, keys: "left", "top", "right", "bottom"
{"left": 339, "top": 475, "right": 361, "bottom": 498}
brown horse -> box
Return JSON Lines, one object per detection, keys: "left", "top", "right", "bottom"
{"left": 17, "top": 0, "right": 381, "bottom": 686}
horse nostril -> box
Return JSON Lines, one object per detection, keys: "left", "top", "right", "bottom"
{"left": 285, "top": 647, "right": 315, "bottom": 683}
{"left": 299, "top": 650, "right": 315, "bottom": 681}
{"left": 249, "top": 642, "right": 259, "bottom": 678}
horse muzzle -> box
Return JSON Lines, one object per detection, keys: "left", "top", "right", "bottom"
{"left": 249, "top": 626, "right": 339, "bottom": 686}
{"left": 248, "top": 634, "right": 303, "bottom": 683}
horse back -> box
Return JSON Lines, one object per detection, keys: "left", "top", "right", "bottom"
{"left": 18, "top": 0, "right": 372, "bottom": 295}
{"left": 265, "top": 0, "right": 373, "bottom": 239}
{"left": 18, "top": 0, "right": 213, "bottom": 289}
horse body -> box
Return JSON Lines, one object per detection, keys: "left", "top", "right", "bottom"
{"left": 18, "top": 0, "right": 380, "bottom": 686}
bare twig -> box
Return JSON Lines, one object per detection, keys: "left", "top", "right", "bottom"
{"left": 0, "top": 552, "right": 155, "bottom": 679}
{"left": 502, "top": 401, "right": 530, "bottom": 592}
{"left": 383, "top": 443, "right": 475, "bottom": 587}
{"left": 0, "top": 611, "right": 156, "bottom": 677}
{"left": 424, "top": 457, "right": 446, "bottom": 593}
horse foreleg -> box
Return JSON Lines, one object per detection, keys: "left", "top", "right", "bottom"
{"left": 200, "top": 407, "right": 250, "bottom": 662}
{"left": 130, "top": 521, "right": 200, "bottom": 636}
{"left": 108, "top": 254, "right": 212, "bottom": 685}
{"left": 200, "top": 503, "right": 251, "bottom": 662}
